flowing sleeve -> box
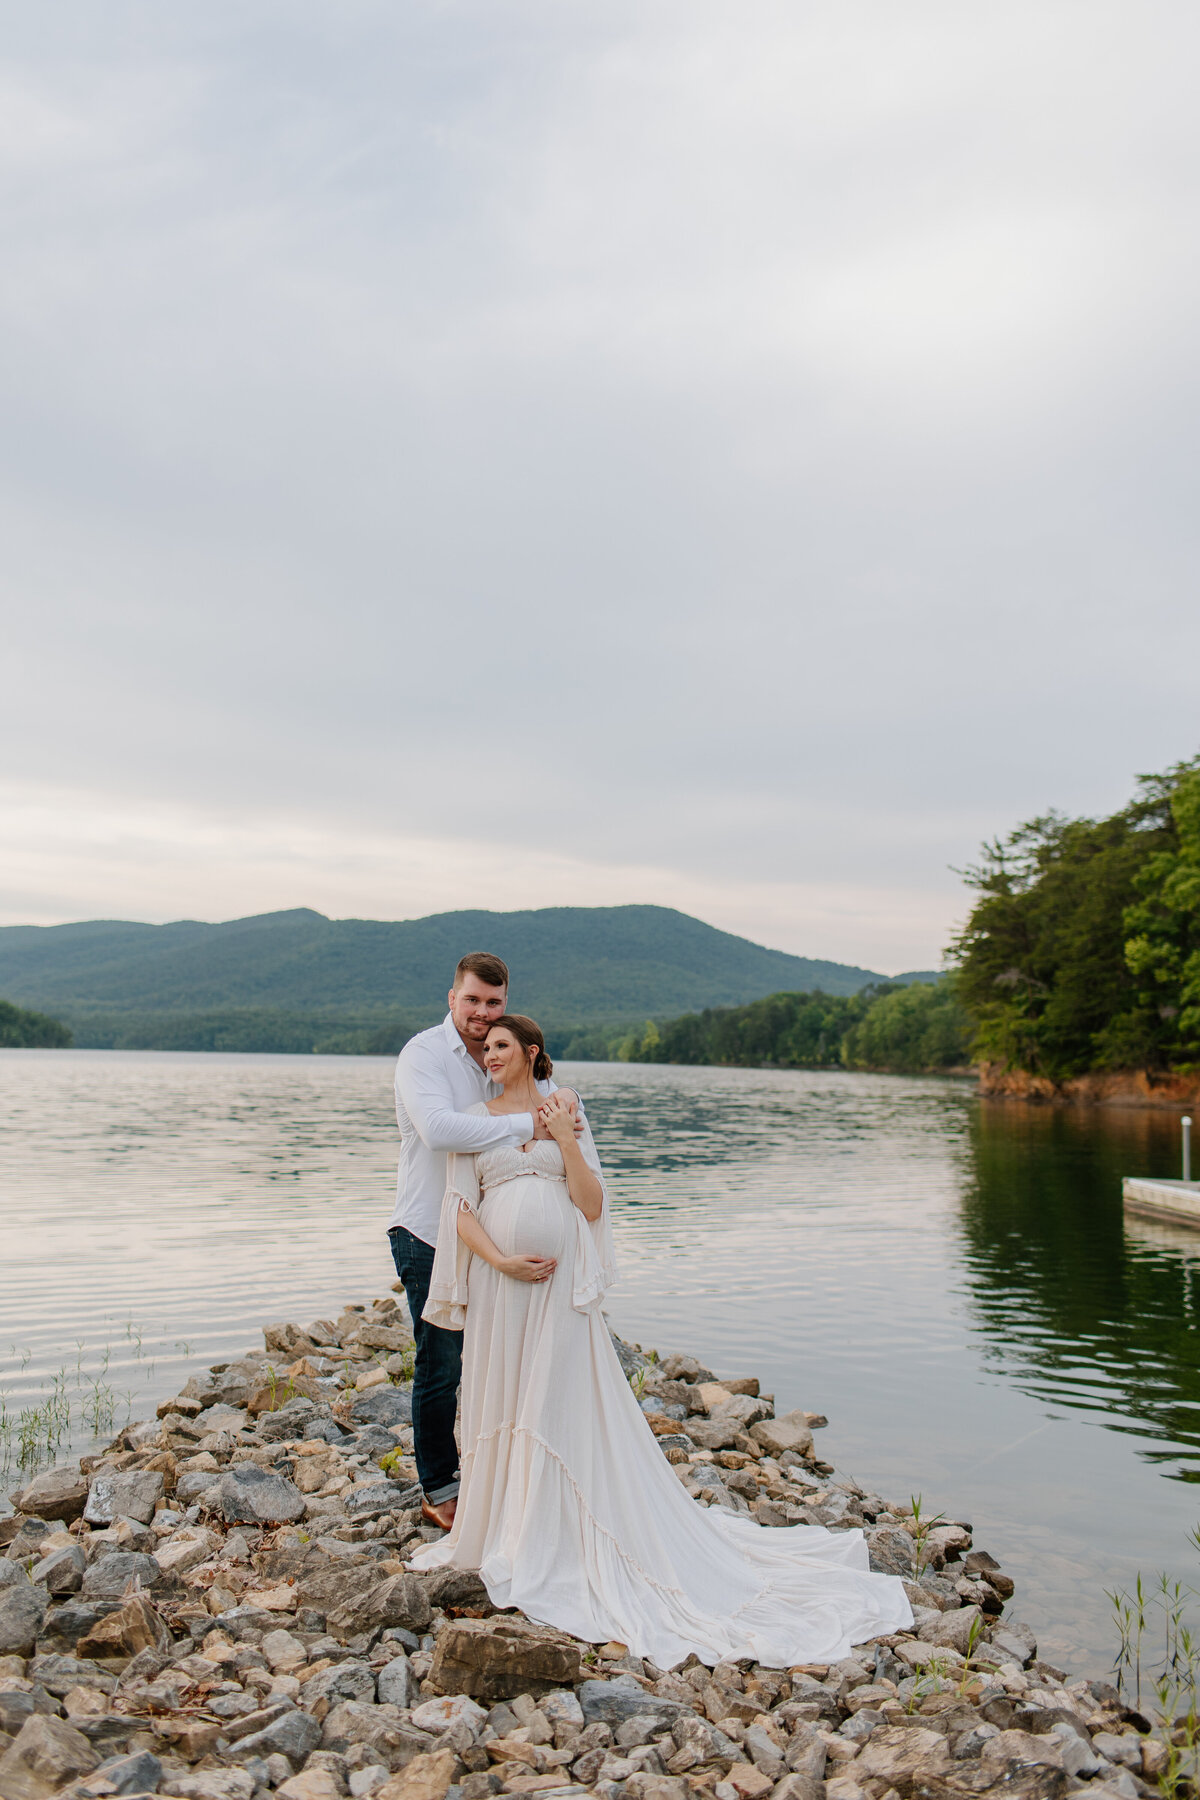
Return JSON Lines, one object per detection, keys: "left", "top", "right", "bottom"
{"left": 571, "top": 1114, "right": 618, "bottom": 1314}
{"left": 421, "top": 1145, "right": 482, "bottom": 1331}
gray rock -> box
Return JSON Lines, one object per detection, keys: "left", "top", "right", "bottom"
{"left": 578, "top": 1677, "right": 691, "bottom": 1727}
{"left": 304, "top": 1661, "right": 377, "bottom": 1710}
{"left": 80, "top": 1552, "right": 161, "bottom": 1600}
{"left": 230, "top": 1707, "right": 322, "bottom": 1765}
{"left": 991, "top": 1621, "right": 1038, "bottom": 1667}
{"left": 320, "top": 1699, "right": 434, "bottom": 1767}
{"left": 353, "top": 1426, "right": 404, "bottom": 1460}
{"left": 0, "top": 1560, "right": 30, "bottom": 1589}
{"left": 641, "top": 1397, "right": 686, "bottom": 1421}
{"left": 657, "top": 1353, "right": 716, "bottom": 1382}
{"left": 83, "top": 1469, "right": 165, "bottom": 1527}
{"left": 681, "top": 1417, "right": 742, "bottom": 1452}
{"left": 919, "top": 1604, "right": 983, "bottom": 1656}
{"left": 1053, "top": 1727, "right": 1102, "bottom": 1778}
{"left": 298, "top": 1566, "right": 431, "bottom": 1636}
{"left": 42, "top": 1601, "right": 122, "bottom": 1646}
{"left": 376, "top": 1655, "right": 417, "bottom": 1710}
{"left": 304, "top": 1419, "right": 352, "bottom": 1445}
{"left": 345, "top": 1483, "right": 404, "bottom": 1520}
{"left": 11, "top": 1465, "right": 91, "bottom": 1523}
{"left": 0, "top": 1713, "right": 100, "bottom": 1798}
{"left": 611, "top": 1336, "right": 655, "bottom": 1379}
{"left": 194, "top": 1404, "right": 250, "bottom": 1433}
{"left": 215, "top": 1463, "right": 306, "bottom": 1525}
{"left": 257, "top": 1398, "right": 320, "bottom": 1443}
{"left": 351, "top": 1387, "right": 413, "bottom": 1430}
{"left": 90, "top": 1749, "right": 164, "bottom": 1794}
{"left": 0, "top": 1582, "right": 49, "bottom": 1656}
{"left": 654, "top": 1434, "right": 693, "bottom": 1455}
{"left": 30, "top": 1544, "right": 86, "bottom": 1595}
{"left": 27, "top": 1654, "right": 117, "bottom": 1698}
{"left": 0, "top": 1691, "right": 38, "bottom": 1736}
{"left": 176, "top": 1470, "right": 222, "bottom": 1504}
{"left": 868, "top": 1527, "right": 918, "bottom": 1577}
{"left": 955, "top": 1723, "right": 1001, "bottom": 1759}
{"left": 1091, "top": 1733, "right": 1142, "bottom": 1770}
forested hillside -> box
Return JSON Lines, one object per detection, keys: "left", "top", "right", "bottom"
{"left": 0, "top": 905, "right": 888, "bottom": 1053}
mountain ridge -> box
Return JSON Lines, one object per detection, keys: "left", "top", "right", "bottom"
{"left": 0, "top": 904, "right": 905, "bottom": 1052}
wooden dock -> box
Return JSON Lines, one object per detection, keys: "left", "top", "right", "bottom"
{"left": 1123, "top": 1176, "right": 1200, "bottom": 1226}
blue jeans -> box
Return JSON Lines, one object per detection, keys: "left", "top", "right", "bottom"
{"left": 388, "top": 1227, "right": 461, "bottom": 1504}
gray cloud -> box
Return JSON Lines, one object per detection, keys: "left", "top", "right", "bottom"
{"left": 2, "top": 1, "right": 1198, "bottom": 967}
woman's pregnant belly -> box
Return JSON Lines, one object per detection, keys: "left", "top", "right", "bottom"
{"left": 480, "top": 1175, "right": 573, "bottom": 1262}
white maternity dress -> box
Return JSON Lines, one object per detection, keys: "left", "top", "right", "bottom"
{"left": 409, "top": 1106, "right": 912, "bottom": 1668}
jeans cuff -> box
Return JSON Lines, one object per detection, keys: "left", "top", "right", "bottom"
{"left": 425, "top": 1478, "right": 460, "bottom": 1505}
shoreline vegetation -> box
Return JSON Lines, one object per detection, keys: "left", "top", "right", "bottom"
{"left": 0, "top": 1293, "right": 1177, "bottom": 1800}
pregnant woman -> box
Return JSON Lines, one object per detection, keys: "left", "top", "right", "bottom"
{"left": 410, "top": 1013, "right": 912, "bottom": 1667}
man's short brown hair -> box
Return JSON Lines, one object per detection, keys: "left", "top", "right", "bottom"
{"left": 454, "top": 951, "right": 510, "bottom": 991}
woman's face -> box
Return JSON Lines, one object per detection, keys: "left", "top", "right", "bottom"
{"left": 484, "top": 1027, "right": 536, "bottom": 1087}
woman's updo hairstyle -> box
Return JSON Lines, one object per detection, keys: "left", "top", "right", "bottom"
{"left": 494, "top": 1013, "right": 553, "bottom": 1082}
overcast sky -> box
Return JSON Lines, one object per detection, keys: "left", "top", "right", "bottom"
{"left": 3, "top": 2, "right": 1198, "bottom": 972}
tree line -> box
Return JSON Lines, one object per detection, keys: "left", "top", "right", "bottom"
{"left": 562, "top": 979, "right": 972, "bottom": 1074}
{"left": 575, "top": 750, "right": 1200, "bottom": 1080}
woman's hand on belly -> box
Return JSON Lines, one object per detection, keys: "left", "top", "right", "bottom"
{"left": 501, "top": 1253, "right": 557, "bottom": 1284}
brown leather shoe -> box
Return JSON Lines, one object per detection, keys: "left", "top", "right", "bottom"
{"left": 421, "top": 1496, "right": 458, "bottom": 1531}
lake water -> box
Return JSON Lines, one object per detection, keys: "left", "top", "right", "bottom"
{"left": 2, "top": 1048, "right": 1198, "bottom": 1673}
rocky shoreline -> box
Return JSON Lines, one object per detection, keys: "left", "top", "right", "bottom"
{"left": 0, "top": 1290, "right": 1157, "bottom": 1800}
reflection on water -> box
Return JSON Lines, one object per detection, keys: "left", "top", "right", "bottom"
{"left": 3, "top": 1049, "right": 1200, "bottom": 1671}
{"left": 961, "top": 1105, "right": 1200, "bottom": 1480}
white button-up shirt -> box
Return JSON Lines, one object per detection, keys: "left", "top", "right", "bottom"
{"left": 388, "top": 1012, "right": 561, "bottom": 1246}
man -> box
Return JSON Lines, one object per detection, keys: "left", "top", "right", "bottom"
{"left": 388, "top": 951, "right": 579, "bottom": 1530}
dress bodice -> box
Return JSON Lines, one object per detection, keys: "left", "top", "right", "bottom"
{"left": 477, "top": 1139, "right": 566, "bottom": 1192}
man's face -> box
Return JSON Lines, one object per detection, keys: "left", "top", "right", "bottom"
{"left": 448, "top": 977, "right": 508, "bottom": 1041}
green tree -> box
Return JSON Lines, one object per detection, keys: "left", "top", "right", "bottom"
{"left": 1119, "top": 767, "right": 1200, "bottom": 1067}
{"left": 842, "top": 979, "right": 972, "bottom": 1072}
{"left": 951, "top": 755, "right": 1200, "bottom": 1078}
{"left": 0, "top": 999, "right": 72, "bottom": 1047}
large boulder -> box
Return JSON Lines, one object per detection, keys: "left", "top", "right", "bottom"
{"left": 429, "top": 1617, "right": 581, "bottom": 1701}
{"left": 10, "top": 1466, "right": 90, "bottom": 1523}
{"left": 0, "top": 1713, "right": 99, "bottom": 1800}
{"left": 0, "top": 1581, "right": 49, "bottom": 1657}
{"left": 214, "top": 1463, "right": 306, "bottom": 1525}
{"left": 83, "top": 1469, "right": 164, "bottom": 1527}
